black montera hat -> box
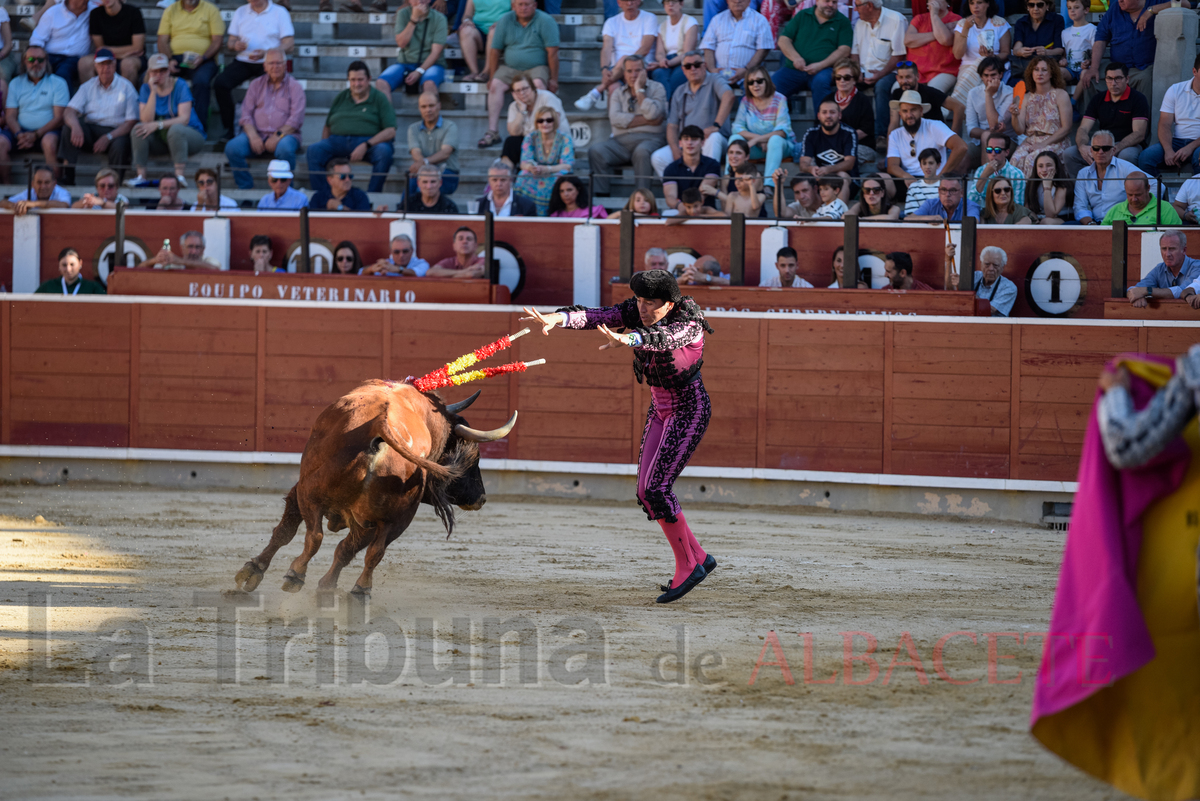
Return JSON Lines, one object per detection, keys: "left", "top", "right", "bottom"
{"left": 629, "top": 269, "right": 683, "bottom": 304}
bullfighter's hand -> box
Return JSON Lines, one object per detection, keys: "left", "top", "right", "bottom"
{"left": 596, "top": 323, "right": 629, "bottom": 350}
{"left": 1098, "top": 365, "right": 1130, "bottom": 393}
{"left": 520, "top": 305, "right": 563, "bottom": 335}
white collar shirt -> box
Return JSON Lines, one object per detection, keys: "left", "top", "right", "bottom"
{"left": 852, "top": 7, "right": 908, "bottom": 75}
{"left": 1163, "top": 79, "right": 1200, "bottom": 140}
{"left": 67, "top": 75, "right": 139, "bottom": 127}
{"left": 228, "top": 1, "right": 295, "bottom": 64}
{"left": 30, "top": 0, "right": 95, "bottom": 56}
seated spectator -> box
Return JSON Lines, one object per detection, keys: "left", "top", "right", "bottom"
{"left": 949, "top": 0, "right": 1010, "bottom": 113}
{"left": 1075, "top": 130, "right": 1149, "bottom": 225}
{"left": 331, "top": 240, "right": 364, "bottom": 274}
{"left": 1171, "top": 174, "right": 1200, "bottom": 224}
{"left": 963, "top": 56, "right": 1012, "bottom": 166}
{"left": 514, "top": 105, "right": 573, "bottom": 216}
{"left": 257, "top": 159, "right": 308, "bottom": 209}
{"left": 701, "top": 0, "right": 764, "bottom": 29}
{"left": 665, "top": 186, "right": 727, "bottom": 223}
{"left": 887, "top": 61, "right": 962, "bottom": 136}
{"left": 624, "top": 187, "right": 658, "bottom": 216}
{"left": 155, "top": 0, "right": 224, "bottom": 128}
{"left": 1074, "top": 0, "right": 1165, "bottom": 105}
{"left": 813, "top": 176, "right": 848, "bottom": 219}
{"left": 214, "top": 0, "right": 295, "bottom": 141}
{"left": 904, "top": 0, "right": 961, "bottom": 96}
{"left": 428, "top": 226, "right": 486, "bottom": 278}
{"left": 153, "top": 173, "right": 186, "bottom": 209}
{"left": 29, "top": 0, "right": 91, "bottom": 93}
{"left": 475, "top": 159, "right": 536, "bottom": 216}
{"left": 700, "top": 0, "right": 773, "bottom": 87}
{"left": 764, "top": 245, "right": 814, "bottom": 287}
{"left": 771, "top": 0, "right": 850, "bottom": 106}
{"left": 679, "top": 254, "right": 730, "bottom": 285}
{"left": 969, "top": 132, "right": 1024, "bottom": 208}
{"left": 663, "top": 124, "right": 721, "bottom": 212}
{"left": 501, "top": 73, "right": 567, "bottom": 169}
{"left": 191, "top": 167, "right": 238, "bottom": 211}
{"left": 650, "top": 53, "right": 733, "bottom": 178}
{"left": 224, "top": 48, "right": 304, "bottom": 190}
{"left": 1007, "top": 0, "right": 1063, "bottom": 87}
{"left": 1011, "top": 56, "right": 1072, "bottom": 174}
{"left": 708, "top": 137, "right": 749, "bottom": 200}
{"left": 970, "top": 245, "right": 1017, "bottom": 316}
{"left": 406, "top": 93, "right": 460, "bottom": 197}
{"left": 399, "top": 163, "right": 459, "bottom": 214}
{"left": 81, "top": 0, "right": 146, "bottom": 86}
{"left": 826, "top": 244, "right": 860, "bottom": 288}
{"left": 646, "top": 0, "right": 699, "bottom": 101}
{"left": 575, "top": 0, "right": 658, "bottom": 111}
{"left": 852, "top": 0, "right": 910, "bottom": 141}
{"left": 642, "top": 247, "right": 669, "bottom": 271}
{"left": 127, "top": 53, "right": 206, "bottom": 188}
{"left": 1026, "top": 150, "right": 1072, "bottom": 224}
{"left": 827, "top": 59, "right": 877, "bottom": 162}
{"left": 376, "top": 0, "right": 447, "bottom": 99}
{"left": 884, "top": 251, "right": 933, "bottom": 289}
{"left": 36, "top": 247, "right": 105, "bottom": 294}
{"left": 908, "top": 174, "right": 981, "bottom": 222}
{"left": 722, "top": 163, "right": 767, "bottom": 217}
{"left": 1065, "top": 63, "right": 1147, "bottom": 175}
{"left": 588, "top": 57, "right": 666, "bottom": 197}
{"left": 848, "top": 175, "right": 901, "bottom": 219}
{"left": 2, "top": 46, "right": 68, "bottom": 181}
{"left": 73, "top": 167, "right": 129, "bottom": 208}
{"left": 0, "top": 6, "right": 18, "bottom": 83}
{"left": 136, "top": 230, "right": 219, "bottom": 268}
{"left": 1102, "top": 173, "right": 1182, "bottom": 225}
{"left": 887, "top": 90, "right": 966, "bottom": 190}
{"left": 798, "top": 99, "right": 858, "bottom": 180}
{"left": 1062, "top": 0, "right": 1095, "bottom": 91}
{"left": 363, "top": 234, "right": 430, "bottom": 276}
{"left": 1126, "top": 230, "right": 1200, "bottom": 307}
{"left": 1138, "top": 57, "right": 1200, "bottom": 178}
{"left": 58, "top": 48, "right": 136, "bottom": 186}
{"left": 307, "top": 61, "right": 396, "bottom": 195}
{"left": 478, "top": 0, "right": 559, "bottom": 149}
{"left": 904, "top": 147, "right": 942, "bottom": 218}
{"left": 248, "top": 234, "right": 283, "bottom": 273}
{"left": 782, "top": 173, "right": 820, "bottom": 219}
{"left": 547, "top": 175, "right": 607, "bottom": 218}
{"left": 980, "top": 177, "right": 1031, "bottom": 224}
{"left": 730, "top": 67, "right": 794, "bottom": 194}
{"left": 311, "top": 157, "right": 372, "bottom": 211}
{"left": 454, "top": 0, "right": 508, "bottom": 83}
{"left": 0, "top": 164, "right": 71, "bottom": 214}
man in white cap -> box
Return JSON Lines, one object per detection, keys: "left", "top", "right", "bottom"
{"left": 257, "top": 158, "right": 308, "bottom": 209}
{"left": 886, "top": 88, "right": 966, "bottom": 189}
{"left": 59, "top": 47, "right": 137, "bottom": 185}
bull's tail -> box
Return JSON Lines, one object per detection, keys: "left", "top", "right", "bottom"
{"left": 366, "top": 415, "right": 458, "bottom": 485}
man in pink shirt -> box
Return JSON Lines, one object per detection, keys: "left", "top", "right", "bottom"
{"left": 427, "top": 226, "right": 487, "bottom": 278}
{"left": 222, "top": 47, "right": 304, "bottom": 188}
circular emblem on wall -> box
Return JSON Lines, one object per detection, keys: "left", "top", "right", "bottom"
{"left": 492, "top": 241, "right": 527, "bottom": 299}
{"left": 665, "top": 246, "right": 701, "bottom": 278}
{"left": 569, "top": 122, "right": 592, "bottom": 149}
{"left": 92, "top": 236, "right": 150, "bottom": 282}
{"left": 857, "top": 249, "right": 890, "bottom": 289}
{"left": 1024, "top": 253, "right": 1086, "bottom": 317}
{"left": 284, "top": 239, "right": 336, "bottom": 274}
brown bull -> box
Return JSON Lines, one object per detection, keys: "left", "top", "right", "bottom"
{"left": 234, "top": 380, "right": 514, "bottom": 598}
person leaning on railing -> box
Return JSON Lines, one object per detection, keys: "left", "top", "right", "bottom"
{"left": 1128, "top": 230, "right": 1200, "bottom": 307}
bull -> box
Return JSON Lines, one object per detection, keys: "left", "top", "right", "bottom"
{"left": 233, "top": 380, "right": 515, "bottom": 599}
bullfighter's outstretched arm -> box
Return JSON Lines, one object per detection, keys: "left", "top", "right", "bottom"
{"left": 1098, "top": 347, "right": 1200, "bottom": 470}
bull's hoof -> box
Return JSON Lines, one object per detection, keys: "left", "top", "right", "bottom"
{"left": 235, "top": 561, "right": 265, "bottom": 592}
{"left": 349, "top": 584, "right": 371, "bottom": 601}
{"left": 281, "top": 569, "right": 306, "bottom": 593}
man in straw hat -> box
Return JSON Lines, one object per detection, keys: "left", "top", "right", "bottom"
{"left": 886, "top": 87, "right": 966, "bottom": 189}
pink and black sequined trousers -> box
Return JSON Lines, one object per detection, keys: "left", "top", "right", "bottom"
{"left": 636, "top": 377, "right": 711, "bottom": 522}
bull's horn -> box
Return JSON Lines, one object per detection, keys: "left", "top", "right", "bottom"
{"left": 444, "top": 390, "right": 482, "bottom": 415}
{"left": 454, "top": 411, "right": 518, "bottom": 442}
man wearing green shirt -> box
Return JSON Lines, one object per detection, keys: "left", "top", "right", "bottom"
{"left": 479, "top": 0, "right": 559, "bottom": 148}
{"left": 769, "top": 0, "right": 851, "bottom": 107}
{"left": 306, "top": 60, "right": 396, "bottom": 193}
{"left": 374, "top": 0, "right": 447, "bottom": 98}
{"left": 1102, "top": 173, "right": 1183, "bottom": 225}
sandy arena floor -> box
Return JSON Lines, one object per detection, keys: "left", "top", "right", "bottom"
{"left": 0, "top": 485, "right": 1124, "bottom": 800}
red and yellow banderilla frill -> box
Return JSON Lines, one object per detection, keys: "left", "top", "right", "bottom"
{"left": 411, "top": 328, "right": 546, "bottom": 393}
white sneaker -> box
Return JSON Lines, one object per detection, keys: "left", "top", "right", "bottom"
{"left": 124, "top": 175, "right": 151, "bottom": 187}
{"left": 574, "top": 90, "right": 599, "bottom": 111}
{"left": 156, "top": 0, "right": 176, "bottom": 8}
{"left": 175, "top": 174, "right": 188, "bottom": 189}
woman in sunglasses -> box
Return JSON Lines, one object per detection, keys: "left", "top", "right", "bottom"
{"left": 981, "top": 177, "right": 1032, "bottom": 224}
{"left": 1025, "top": 150, "right": 1072, "bottom": 224}
{"left": 331, "top": 240, "right": 364, "bottom": 274}
{"left": 1011, "top": 55, "right": 1071, "bottom": 174}
{"left": 828, "top": 58, "right": 876, "bottom": 157}
{"left": 646, "top": 0, "right": 698, "bottom": 99}
{"left": 949, "top": 0, "right": 1011, "bottom": 108}
{"left": 729, "top": 67, "right": 795, "bottom": 195}
{"left": 847, "top": 177, "right": 902, "bottom": 220}
{"left": 513, "top": 105, "right": 575, "bottom": 216}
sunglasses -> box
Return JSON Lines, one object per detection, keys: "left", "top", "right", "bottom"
{"left": 682, "top": 61, "right": 704, "bottom": 70}
{"left": 910, "top": 141, "right": 917, "bottom": 158}
{"left": 1091, "top": 144, "right": 1114, "bottom": 152}
{"left": 1027, "top": 2, "right": 1045, "bottom": 7}
{"left": 26, "top": 56, "right": 46, "bottom": 63}
{"left": 537, "top": 118, "right": 555, "bottom": 124}
{"left": 863, "top": 185, "right": 884, "bottom": 194}
{"left": 747, "top": 78, "right": 766, "bottom": 86}
{"left": 835, "top": 74, "right": 855, "bottom": 81}
{"left": 336, "top": 255, "right": 355, "bottom": 262}
{"left": 992, "top": 186, "right": 1012, "bottom": 193}
{"left": 333, "top": 172, "right": 353, "bottom": 180}
{"left": 984, "top": 146, "right": 1005, "bottom": 154}
{"left": 268, "top": 176, "right": 289, "bottom": 183}
{"left": 896, "top": 60, "right": 916, "bottom": 69}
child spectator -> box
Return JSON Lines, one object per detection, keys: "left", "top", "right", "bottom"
{"left": 666, "top": 187, "right": 727, "bottom": 222}
{"left": 721, "top": 163, "right": 766, "bottom": 217}
{"left": 1061, "top": 0, "right": 1095, "bottom": 102}
{"left": 904, "top": 147, "right": 942, "bottom": 218}
{"left": 813, "top": 177, "right": 848, "bottom": 219}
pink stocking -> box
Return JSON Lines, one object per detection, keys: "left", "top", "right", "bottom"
{"left": 677, "top": 513, "right": 707, "bottom": 565}
{"left": 658, "top": 517, "right": 697, "bottom": 588}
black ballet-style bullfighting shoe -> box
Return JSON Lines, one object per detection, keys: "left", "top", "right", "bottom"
{"left": 660, "top": 555, "right": 717, "bottom": 592}
{"left": 656, "top": 564, "right": 707, "bottom": 604}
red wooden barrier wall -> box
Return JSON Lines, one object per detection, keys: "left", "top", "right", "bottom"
{"left": 3, "top": 298, "right": 1196, "bottom": 484}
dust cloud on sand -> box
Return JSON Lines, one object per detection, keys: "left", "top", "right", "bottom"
{"left": 0, "top": 486, "right": 1123, "bottom": 800}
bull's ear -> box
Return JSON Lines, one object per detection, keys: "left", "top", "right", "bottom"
{"left": 445, "top": 390, "right": 482, "bottom": 415}
{"left": 454, "top": 411, "right": 517, "bottom": 442}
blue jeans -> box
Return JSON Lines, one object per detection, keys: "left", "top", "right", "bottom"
{"left": 225, "top": 133, "right": 301, "bottom": 189}
{"left": 771, "top": 66, "right": 834, "bottom": 112}
{"left": 650, "top": 59, "right": 688, "bottom": 102}
{"left": 407, "top": 169, "right": 459, "bottom": 197}
{"left": 378, "top": 62, "right": 447, "bottom": 91}
{"left": 541, "top": 0, "right": 561, "bottom": 12}
{"left": 703, "top": 0, "right": 760, "bottom": 28}
{"left": 872, "top": 72, "right": 898, "bottom": 139}
{"left": 730, "top": 133, "right": 787, "bottom": 187}
{"left": 307, "top": 135, "right": 395, "bottom": 193}
{"left": 47, "top": 53, "right": 81, "bottom": 94}
{"left": 603, "top": 0, "right": 619, "bottom": 18}
{"left": 1138, "top": 137, "right": 1200, "bottom": 177}
{"left": 176, "top": 59, "right": 219, "bottom": 131}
